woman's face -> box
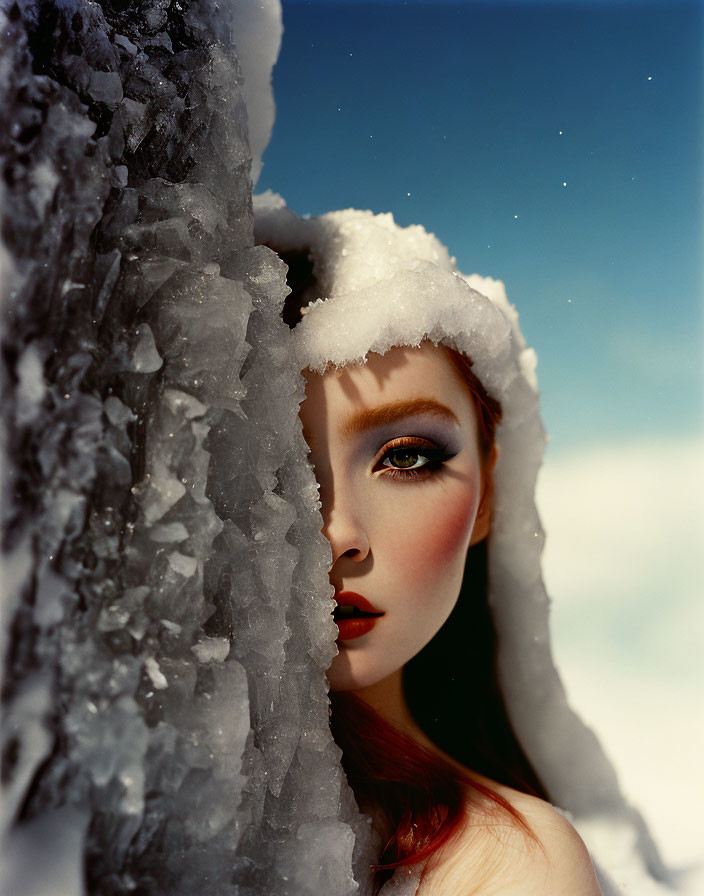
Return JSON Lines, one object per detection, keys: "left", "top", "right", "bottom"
{"left": 299, "top": 341, "right": 493, "bottom": 692}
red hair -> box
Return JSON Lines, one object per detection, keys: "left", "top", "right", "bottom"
{"left": 330, "top": 692, "right": 534, "bottom": 891}
{"left": 440, "top": 344, "right": 502, "bottom": 456}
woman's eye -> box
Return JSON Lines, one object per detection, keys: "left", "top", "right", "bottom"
{"left": 376, "top": 438, "right": 452, "bottom": 480}
{"left": 382, "top": 448, "right": 430, "bottom": 470}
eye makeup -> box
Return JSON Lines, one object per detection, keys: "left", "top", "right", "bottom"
{"left": 341, "top": 410, "right": 464, "bottom": 481}
{"left": 366, "top": 414, "right": 461, "bottom": 454}
{"left": 374, "top": 435, "right": 457, "bottom": 481}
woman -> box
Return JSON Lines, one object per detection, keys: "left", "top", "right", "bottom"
{"left": 299, "top": 341, "right": 599, "bottom": 895}
{"left": 254, "top": 195, "right": 665, "bottom": 896}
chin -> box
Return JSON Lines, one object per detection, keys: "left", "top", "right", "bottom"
{"left": 326, "top": 650, "right": 393, "bottom": 693}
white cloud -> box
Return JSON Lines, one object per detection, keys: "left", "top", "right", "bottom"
{"left": 538, "top": 436, "right": 704, "bottom": 612}
{"left": 536, "top": 436, "right": 704, "bottom": 874}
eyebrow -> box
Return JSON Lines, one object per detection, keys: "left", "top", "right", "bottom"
{"left": 341, "top": 398, "right": 459, "bottom": 436}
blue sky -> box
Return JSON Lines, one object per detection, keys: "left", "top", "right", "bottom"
{"left": 258, "top": 0, "right": 703, "bottom": 455}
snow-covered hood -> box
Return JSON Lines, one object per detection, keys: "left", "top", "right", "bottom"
{"left": 254, "top": 192, "right": 671, "bottom": 895}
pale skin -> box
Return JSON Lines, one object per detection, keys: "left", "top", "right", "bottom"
{"left": 299, "top": 340, "right": 602, "bottom": 895}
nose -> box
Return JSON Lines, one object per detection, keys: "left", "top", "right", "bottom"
{"left": 321, "top": 504, "right": 371, "bottom": 568}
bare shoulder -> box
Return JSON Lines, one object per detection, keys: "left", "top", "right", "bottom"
{"left": 417, "top": 785, "right": 603, "bottom": 896}
{"left": 499, "top": 790, "right": 602, "bottom": 894}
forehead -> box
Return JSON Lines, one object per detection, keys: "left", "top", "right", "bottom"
{"left": 300, "top": 341, "right": 477, "bottom": 436}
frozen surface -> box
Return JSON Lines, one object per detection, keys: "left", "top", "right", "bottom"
{"left": 1, "top": 2, "right": 369, "bottom": 894}
{"left": 254, "top": 196, "right": 679, "bottom": 895}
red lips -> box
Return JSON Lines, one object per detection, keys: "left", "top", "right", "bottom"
{"left": 333, "top": 591, "right": 384, "bottom": 642}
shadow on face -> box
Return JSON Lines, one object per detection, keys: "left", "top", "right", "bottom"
{"left": 298, "top": 341, "right": 495, "bottom": 693}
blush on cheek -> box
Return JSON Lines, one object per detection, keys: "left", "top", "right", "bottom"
{"left": 397, "top": 486, "right": 479, "bottom": 582}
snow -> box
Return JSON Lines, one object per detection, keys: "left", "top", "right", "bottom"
{"left": 539, "top": 436, "right": 704, "bottom": 892}
{"left": 230, "top": 0, "right": 283, "bottom": 185}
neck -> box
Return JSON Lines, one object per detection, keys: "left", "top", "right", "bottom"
{"left": 352, "top": 667, "right": 439, "bottom": 756}
{"left": 351, "top": 668, "right": 477, "bottom": 786}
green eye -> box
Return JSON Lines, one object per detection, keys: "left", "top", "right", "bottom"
{"left": 377, "top": 438, "right": 454, "bottom": 480}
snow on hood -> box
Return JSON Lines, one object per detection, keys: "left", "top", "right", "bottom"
{"left": 254, "top": 190, "right": 673, "bottom": 894}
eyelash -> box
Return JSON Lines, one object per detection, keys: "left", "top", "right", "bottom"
{"left": 376, "top": 437, "right": 454, "bottom": 481}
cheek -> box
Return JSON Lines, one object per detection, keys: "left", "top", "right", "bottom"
{"left": 383, "top": 483, "right": 479, "bottom": 586}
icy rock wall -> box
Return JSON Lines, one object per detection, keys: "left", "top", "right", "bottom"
{"left": 0, "top": 1, "right": 369, "bottom": 894}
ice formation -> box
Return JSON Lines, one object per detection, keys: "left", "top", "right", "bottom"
{"left": 1, "top": 2, "right": 371, "bottom": 894}
{"left": 254, "top": 195, "right": 676, "bottom": 896}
